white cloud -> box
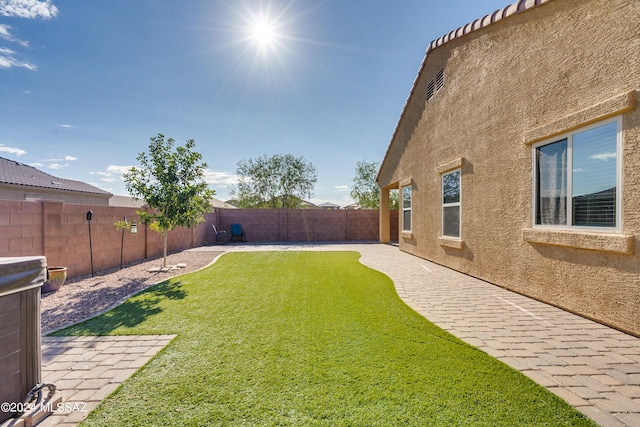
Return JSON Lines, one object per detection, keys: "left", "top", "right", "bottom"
{"left": 204, "top": 170, "right": 239, "bottom": 186}
{"left": 59, "top": 124, "right": 72, "bottom": 128}
{"left": 0, "top": 23, "right": 28, "bottom": 46}
{"left": 334, "top": 185, "right": 348, "bottom": 192}
{"left": 0, "top": 144, "right": 26, "bottom": 156}
{"left": 590, "top": 152, "right": 617, "bottom": 161}
{"left": 32, "top": 155, "right": 76, "bottom": 170}
{"left": 0, "top": 1, "right": 58, "bottom": 71}
{"left": 88, "top": 166, "right": 238, "bottom": 197}
{"left": 42, "top": 156, "right": 77, "bottom": 162}
{"left": 0, "top": 0, "right": 58, "bottom": 19}
{"left": 0, "top": 49, "right": 36, "bottom": 69}
{"left": 106, "top": 165, "right": 133, "bottom": 174}
{"left": 48, "top": 163, "right": 68, "bottom": 170}
{"left": 89, "top": 165, "right": 133, "bottom": 183}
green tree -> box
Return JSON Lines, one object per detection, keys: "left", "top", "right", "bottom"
{"left": 350, "top": 159, "right": 399, "bottom": 209}
{"left": 231, "top": 154, "right": 318, "bottom": 208}
{"left": 124, "top": 133, "right": 214, "bottom": 267}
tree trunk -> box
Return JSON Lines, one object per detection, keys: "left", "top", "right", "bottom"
{"left": 163, "top": 231, "right": 168, "bottom": 267}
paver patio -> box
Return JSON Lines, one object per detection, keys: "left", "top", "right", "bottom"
{"left": 1, "top": 335, "right": 175, "bottom": 427}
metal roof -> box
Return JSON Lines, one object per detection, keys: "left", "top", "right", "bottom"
{"left": 0, "top": 157, "right": 112, "bottom": 196}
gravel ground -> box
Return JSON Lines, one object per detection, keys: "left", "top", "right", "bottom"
{"left": 41, "top": 249, "right": 225, "bottom": 333}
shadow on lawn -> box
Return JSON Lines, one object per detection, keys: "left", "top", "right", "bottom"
{"left": 49, "top": 280, "right": 187, "bottom": 335}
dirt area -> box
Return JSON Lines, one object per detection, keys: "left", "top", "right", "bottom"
{"left": 41, "top": 249, "right": 225, "bottom": 333}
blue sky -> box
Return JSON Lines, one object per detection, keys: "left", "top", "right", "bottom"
{"left": 1, "top": 0, "right": 511, "bottom": 205}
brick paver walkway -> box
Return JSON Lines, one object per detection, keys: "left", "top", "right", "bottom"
{"left": 32, "top": 335, "right": 175, "bottom": 427}
{"left": 213, "top": 242, "right": 640, "bottom": 427}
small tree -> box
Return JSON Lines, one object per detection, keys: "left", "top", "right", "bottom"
{"left": 350, "top": 158, "right": 399, "bottom": 209}
{"left": 124, "top": 133, "right": 214, "bottom": 267}
{"left": 231, "top": 154, "right": 318, "bottom": 208}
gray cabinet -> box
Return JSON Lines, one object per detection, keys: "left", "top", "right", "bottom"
{"left": 0, "top": 257, "right": 46, "bottom": 423}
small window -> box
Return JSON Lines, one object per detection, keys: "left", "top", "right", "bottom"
{"left": 402, "top": 185, "right": 412, "bottom": 231}
{"left": 436, "top": 68, "right": 445, "bottom": 91}
{"left": 534, "top": 118, "right": 620, "bottom": 230}
{"left": 442, "top": 169, "right": 461, "bottom": 238}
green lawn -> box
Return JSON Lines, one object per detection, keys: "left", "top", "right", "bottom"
{"left": 53, "top": 252, "right": 595, "bottom": 426}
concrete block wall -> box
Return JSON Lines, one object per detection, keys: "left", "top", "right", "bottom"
{"left": 1, "top": 200, "right": 43, "bottom": 256}
{"left": 215, "top": 208, "right": 398, "bottom": 243}
{"left": 2, "top": 200, "right": 397, "bottom": 280}
{"left": 0, "top": 200, "right": 209, "bottom": 279}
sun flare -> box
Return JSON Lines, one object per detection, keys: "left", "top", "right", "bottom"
{"left": 214, "top": 0, "right": 309, "bottom": 87}
{"left": 252, "top": 20, "right": 277, "bottom": 45}
{"left": 248, "top": 14, "right": 282, "bottom": 55}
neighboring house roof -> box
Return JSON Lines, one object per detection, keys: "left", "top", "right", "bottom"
{"left": 378, "top": 0, "right": 551, "bottom": 182}
{"left": 0, "top": 157, "right": 112, "bottom": 196}
{"left": 300, "top": 200, "right": 320, "bottom": 209}
{"left": 212, "top": 198, "right": 237, "bottom": 209}
{"left": 318, "top": 202, "right": 342, "bottom": 210}
{"left": 344, "top": 203, "right": 364, "bottom": 210}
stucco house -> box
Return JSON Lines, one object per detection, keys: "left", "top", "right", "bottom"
{"left": 0, "top": 157, "right": 112, "bottom": 205}
{"left": 377, "top": 0, "right": 640, "bottom": 335}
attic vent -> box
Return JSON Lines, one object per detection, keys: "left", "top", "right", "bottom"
{"left": 426, "top": 80, "right": 435, "bottom": 100}
{"left": 51, "top": 181, "right": 63, "bottom": 186}
{"left": 436, "top": 68, "right": 445, "bottom": 91}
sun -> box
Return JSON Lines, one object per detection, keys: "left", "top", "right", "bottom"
{"left": 251, "top": 20, "right": 277, "bottom": 46}
{"left": 215, "top": 0, "right": 304, "bottom": 61}
{"left": 248, "top": 14, "right": 282, "bottom": 55}
{"left": 212, "top": 0, "right": 310, "bottom": 87}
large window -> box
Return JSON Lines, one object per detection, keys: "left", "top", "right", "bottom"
{"left": 442, "top": 169, "right": 461, "bottom": 238}
{"left": 402, "top": 185, "right": 412, "bottom": 231}
{"left": 534, "top": 118, "right": 620, "bottom": 229}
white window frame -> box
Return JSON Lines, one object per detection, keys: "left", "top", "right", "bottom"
{"left": 442, "top": 169, "right": 461, "bottom": 238}
{"left": 531, "top": 116, "right": 622, "bottom": 232}
{"left": 401, "top": 184, "right": 412, "bottom": 232}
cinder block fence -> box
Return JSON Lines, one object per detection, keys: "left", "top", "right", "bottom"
{"left": 1, "top": 200, "right": 398, "bottom": 280}
{"left": 214, "top": 208, "right": 398, "bottom": 242}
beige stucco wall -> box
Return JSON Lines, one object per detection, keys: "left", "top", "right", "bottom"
{"left": 378, "top": 0, "right": 640, "bottom": 335}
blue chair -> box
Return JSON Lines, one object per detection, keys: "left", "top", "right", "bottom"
{"left": 231, "top": 223, "right": 246, "bottom": 242}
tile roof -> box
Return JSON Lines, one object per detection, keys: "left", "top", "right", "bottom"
{"left": 428, "top": 0, "right": 552, "bottom": 51}
{"left": 379, "top": 0, "right": 552, "bottom": 182}
{"left": 0, "top": 157, "right": 112, "bottom": 196}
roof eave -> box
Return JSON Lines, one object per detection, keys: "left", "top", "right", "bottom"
{"left": 0, "top": 181, "right": 112, "bottom": 197}
{"left": 377, "top": 0, "right": 553, "bottom": 185}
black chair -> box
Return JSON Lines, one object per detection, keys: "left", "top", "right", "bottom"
{"left": 230, "top": 223, "right": 246, "bottom": 242}
{"left": 212, "top": 224, "right": 230, "bottom": 244}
